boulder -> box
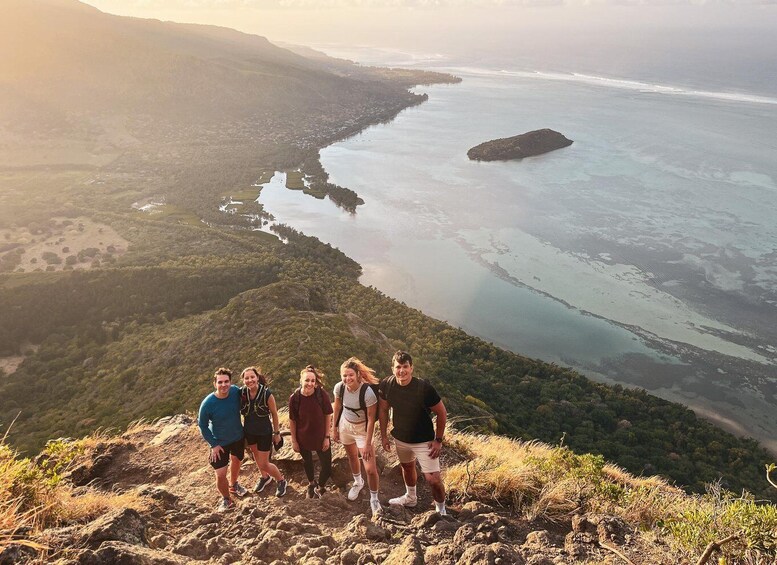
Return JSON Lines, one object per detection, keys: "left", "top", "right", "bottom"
{"left": 457, "top": 542, "right": 524, "bottom": 565}
{"left": 78, "top": 541, "right": 187, "bottom": 564}
{"left": 382, "top": 535, "right": 424, "bottom": 565}
{"left": 79, "top": 508, "right": 147, "bottom": 548}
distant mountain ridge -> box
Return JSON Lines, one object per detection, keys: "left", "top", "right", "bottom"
{"left": 0, "top": 0, "right": 437, "bottom": 138}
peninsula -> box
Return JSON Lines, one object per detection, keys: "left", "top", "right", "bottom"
{"left": 468, "top": 128, "right": 573, "bottom": 161}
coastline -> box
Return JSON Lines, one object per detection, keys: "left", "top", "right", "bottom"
{"left": 264, "top": 64, "right": 777, "bottom": 457}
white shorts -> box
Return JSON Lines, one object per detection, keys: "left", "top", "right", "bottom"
{"left": 393, "top": 438, "right": 441, "bottom": 474}
{"left": 339, "top": 419, "right": 368, "bottom": 449}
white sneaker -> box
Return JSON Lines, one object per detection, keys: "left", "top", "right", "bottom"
{"left": 370, "top": 498, "right": 383, "bottom": 516}
{"left": 347, "top": 480, "right": 364, "bottom": 501}
{"left": 388, "top": 493, "right": 417, "bottom": 507}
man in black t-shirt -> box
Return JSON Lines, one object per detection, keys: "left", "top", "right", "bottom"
{"left": 379, "top": 350, "right": 448, "bottom": 515}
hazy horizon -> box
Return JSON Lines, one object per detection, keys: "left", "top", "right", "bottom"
{"left": 81, "top": 0, "right": 777, "bottom": 95}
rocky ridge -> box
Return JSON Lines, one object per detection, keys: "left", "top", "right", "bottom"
{"left": 1, "top": 415, "right": 697, "bottom": 565}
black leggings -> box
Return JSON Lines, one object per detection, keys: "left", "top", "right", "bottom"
{"left": 299, "top": 447, "right": 332, "bottom": 487}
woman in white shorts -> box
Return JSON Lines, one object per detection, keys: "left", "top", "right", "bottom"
{"left": 332, "top": 357, "right": 381, "bottom": 516}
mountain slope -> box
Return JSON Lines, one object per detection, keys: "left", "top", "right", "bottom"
{"left": 0, "top": 0, "right": 426, "bottom": 133}
{"left": 4, "top": 418, "right": 775, "bottom": 564}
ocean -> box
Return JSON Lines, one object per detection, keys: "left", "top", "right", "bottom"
{"left": 254, "top": 44, "right": 777, "bottom": 452}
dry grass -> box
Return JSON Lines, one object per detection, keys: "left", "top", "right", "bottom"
{"left": 443, "top": 429, "right": 777, "bottom": 562}
{"left": 445, "top": 430, "right": 607, "bottom": 521}
{"left": 0, "top": 432, "right": 145, "bottom": 556}
{"left": 445, "top": 429, "right": 690, "bottom": 524}
{"left": 51, "top": 487, "right": 146, "bottom": 524}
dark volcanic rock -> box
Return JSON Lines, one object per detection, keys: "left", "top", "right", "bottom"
{"left": 468, "top": 129, "right": 573, "bottom": 161}
{"left": 79, "top": 508, "right": 148, "bottom": 548}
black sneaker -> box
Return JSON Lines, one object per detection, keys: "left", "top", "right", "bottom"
{"left": 276, "top": 479, "right": 288, "bottom": 498}
{"left": 306, "top": 483, "right": 316, "bottom": 499}
{"left": 254, "top": 476, "right": 272, "bottom": 493}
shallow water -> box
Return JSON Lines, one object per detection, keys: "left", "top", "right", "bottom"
{"left": 254, "top": 60, "right": 777, "bottom": 447}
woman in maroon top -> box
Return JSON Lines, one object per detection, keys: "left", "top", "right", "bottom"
{"left": 289, "top": 364, "right": 333, "bottom": 498}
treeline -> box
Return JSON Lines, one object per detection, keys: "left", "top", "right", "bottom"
{"left": 0, "top": 258, "right": 281, "bottom": 355}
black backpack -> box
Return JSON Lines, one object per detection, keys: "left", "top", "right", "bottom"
{"left": 335, "top": 382, "right": 379, "bottom": 429}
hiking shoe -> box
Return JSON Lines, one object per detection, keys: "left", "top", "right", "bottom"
{"left": 276, "top": 479, "right": 288, "bottom": 498}
{"left": 254, "top": 476, "right": 272, "bottom": 493}
{"left": 306, "top": 484, "right": 317, "bottom": 499}
{"left": 313, "top": 484, "right": 323, "bottom": 498}
{"left": 347, "top": 480, "right": 364, "bottom": 501}
{"left": 370, "top": 499, "right": 383, "bottom": 517}
{"left": 230, "top": 482, "right": 248, "bottom": 497}
{"left": 217, "top": 498, "right": 234, "bottom": 512}
{"left": 388, "top": 493, "right": 417, "bottom": 507}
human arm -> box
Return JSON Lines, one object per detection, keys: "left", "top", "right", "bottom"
{"left": 363, "top": 402, "right": 378, "bottom": 461}
{"left": 197, "top": 400, "right": 224, "bottom": 461}
{"left": 378, "top": 396, "right": 391, "bottom": 452}
{"left": 332, "top": 393, "right": 342, "bottom": 444}
{"left": 323, "top": 410, "right": 332, "bottom": 451}
{"left": 428, "top": 400, "right": 447, "bottom": 459}
{"left": 268, "top": 394, "right": 282, "bottom": 447}
{"left": 289, "top": 394, "right": 300, "bottom": 453}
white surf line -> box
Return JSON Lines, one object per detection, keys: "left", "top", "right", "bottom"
{"left": 510, "top": 69, "right": 777, "bottom": 106}
{"left": 441, "top": 66, "right": 777, "bottom": 106}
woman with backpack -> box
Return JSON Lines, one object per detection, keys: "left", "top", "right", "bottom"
{"left": 240, "top": 366, "right": 287, "bottom": 497}
{"left": 289, "top": 364, "right": 333, "bottom": 498}
{"left": 332, "top": 357, "right": 382, "bottom": 516}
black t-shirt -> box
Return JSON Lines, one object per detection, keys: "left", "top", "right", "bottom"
{"left": 379, "top": 376, "right": 441, "bottom": 443}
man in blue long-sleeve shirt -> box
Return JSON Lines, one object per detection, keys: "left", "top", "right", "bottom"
{"left": 198, "top": 367, "right": 247, "bottom": 511}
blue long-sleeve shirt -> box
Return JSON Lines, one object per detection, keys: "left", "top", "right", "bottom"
{"left": 198, "top": 385, "right": 243, "bottom": 447}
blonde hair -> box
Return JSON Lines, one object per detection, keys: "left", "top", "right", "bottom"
{"left": 299, "top": 364, "right": 325, "bottom": 388}
{"left": 340, "top": 357, "right": 378, "bottom": 385}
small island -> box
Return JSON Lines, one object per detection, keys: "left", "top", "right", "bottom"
{"left": 468, "top": 128, "right": 573, "bottom": 161}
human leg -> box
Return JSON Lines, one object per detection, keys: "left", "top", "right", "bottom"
{"left": 342, "top": 442, "right": 365, "bottom": 500}
{"left": 255, "top": 443, "right": 283, "bottom": 482}
{"left": 389, "top": 439, "right": 420, "bottom": 506}
{"left": 343, "top": 441, "right": 361, "bottom": 476}
{"left": 299, "top": 448, "right": 316, "bottom": 483}
{"left": 424, "top": 471, "right": 446, "bottom": 503}
{"left": 214, "top": 466, "right": 230, "bottom": 499}
{"left": 362, "top": 448, "right": 379, "bottom": 492}
{"left": 317, "top": 447, "right": 332, "bottom": 488}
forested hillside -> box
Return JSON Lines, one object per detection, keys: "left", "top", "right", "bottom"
{"left": 0, "top": 0, "right": 774, "bottom": 507}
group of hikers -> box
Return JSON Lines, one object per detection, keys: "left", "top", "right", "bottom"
{"left": 198, "top": 350, "right": 448, "bottom": 517}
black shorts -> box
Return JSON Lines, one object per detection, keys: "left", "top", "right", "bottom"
{"left": 209, "top": 439, "right": 245, "bottom": 470}
{"left": 245, "top": 433, "right": 272, "bottom": 452}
